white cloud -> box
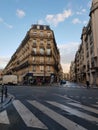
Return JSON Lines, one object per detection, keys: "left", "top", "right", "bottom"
{"left": 83, "top": 20, "right": 88, "bottom": 25}
{"left": 0, "top": 17, "right": 3, "bottom": 23}
{"left": 76, "top": 8, "right": 86, "bottom": 15}
{"left": 61, "top": 63, "right": 70, "bottom": 73}
{"left": 82, "top": 9, "right": 86, "bottom": 12}
{"left": 45, "top": 9, "right": 72, "bottom": 26}
{"left": 72, "top": 18, "right": 81, "bottom": 24}
{"left": 16, "top": 9, "right": 25, "bottom": 18}
{"left": 4, "top": 22, "right": 13, "bottom": 29}
{"left": 72, "top": 18, "right": 88, "bottom": 25}
{"left": 37, "top": 20, "right": 44, "bottom": 25}
{"left": 58, "top": 42, "right": 79, "bottom": 73}
{"left": 0, "top": 56, "right": 10, "bottom": 69}
{"left": 0, "top": 17, "right": 13, "bottom": 29}
{"left": 87, "top": 0, "right": 92, "bottom": 8}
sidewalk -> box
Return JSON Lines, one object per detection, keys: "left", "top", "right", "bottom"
{"left": 70, "top": 82, "right": 98, "bottom": 89}
{"left": 0, "top": 94, "right": 13, "bottom": 111}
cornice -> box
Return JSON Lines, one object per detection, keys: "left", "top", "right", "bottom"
{"left": 90, "top": 2, "right": 98, "bottom": 16}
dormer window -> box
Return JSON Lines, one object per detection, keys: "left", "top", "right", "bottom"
{"left": 37, "top": 25, "right": 40, "bottom": 29}
{"left": 44, "top": 26, "right": 46, "bottom": 30}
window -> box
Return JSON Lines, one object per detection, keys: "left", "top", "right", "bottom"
{"left": 33, "top": 66, "right": 36, "bottom": 71}
{"left": 33, "top": 31, "right": 37, "bottom": 35}
{"left": 40, "top": 48, "right": 44, "bottom": 55}
{"left": 47, "top": 49, "right": 51, "bottom": 55}
{"left": 40, "top": 57, "right": 44, "bottom": 63}
{"left": 40, "top": 31, "right": 43, "bottom": 37}
{"left": 33, "top": 57, "right": 36, "bottom": 62}
{"left": 47, "top": 66, "right": 50, "bottom": 72}
{"left": 40, "top": 66, "right": 44, "bottom": 72}
{"left": 86, "top": 51, "right": 89, "bottom": 58}
{"left": 47, "top": 57, "right": 51, "bottom": 62}
{"left": 37, "top": 25, "right": 40, "bottom": 29}
{"left": 90, "top": 46, "right": 93, "bottom": 54}
{"left": 44, "top": 26, "right": 46, "bottom": 30}
{"left": 47, "top": 32, "right": 51, "bottom": 37}
{"left": 47, "top": 40, "right": 50, "bottom": 45}
{"left": 40, "top": 40, "right": 43, "bottom": 46}
{"left": 33, "top": 39, "right": 36, "bottom": 46}
{"left": 32, "top": 48, "right": 36, "bottom": 54}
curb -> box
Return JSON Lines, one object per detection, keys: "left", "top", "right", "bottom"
{"left": 0, "top": 94, "right": 14, "bottom": 112}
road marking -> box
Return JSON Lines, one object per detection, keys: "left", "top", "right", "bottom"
{"left": 93, "top": 104, "right": 98, "bottom": 107}
{"left": 89, "top": 97, "right": 93, "bottom": 99}
{"left": 47, "top": 101, "right": 98, "bottom": 123}
{"left": 82, "top": 96, "right": 86, "bottom": 99}
{"left": 54, "top": 93, "right": 80, "bottom": 103}
{"left": 68, "top": 102, "right": 98, "bottom": 114}
{"left": 28, "top": 100, "right": 87, "bottom": 130}
{"left": 13, "top": 100, "right": 47, "bottom": 129}
{"left": 0, "top": 110, "right": 10, "bottom": 124}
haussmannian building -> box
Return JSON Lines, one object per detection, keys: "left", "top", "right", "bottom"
{"left": 69, "top": 61, "right": 76, "bottom": 82}
{"left": 3, "top": 24, "right": 62, "bottom": 85}
{"left": 70, "top": 0, "right": 98, "bottom": 86}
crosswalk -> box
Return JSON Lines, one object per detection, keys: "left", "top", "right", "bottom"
{"left": 0, "top": 98, "right": 98, "bottom": 130}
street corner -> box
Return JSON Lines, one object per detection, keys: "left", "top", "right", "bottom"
{"left": 0, "top": 94, "right": 14, "bottom": 112}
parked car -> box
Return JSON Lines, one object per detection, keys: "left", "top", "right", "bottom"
{"left": 60, "top": 80, "right": 66, "bottom": 85}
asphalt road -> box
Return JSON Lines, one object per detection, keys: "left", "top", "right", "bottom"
{"left": 0, "top": 82, "right": 98, "bottom": 130}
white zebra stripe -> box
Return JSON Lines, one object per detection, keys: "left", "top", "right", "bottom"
{"left": 68, "top": 102, "right": 98, "bottom": 114}
{"left": 28, "top": 100, "right": 87, "bottom": 130}
{"left": 93, "top": 104, "right": 98, "bottom": 107}
{"left": 53, "top": 93, "right": 80, "bottom": 103}
{"left": 47, "top": 101, "right": 98, "bottom": 123}
{"left": 0, "top": 110, "right": 10, "bottom": 124}
{"left": 13, "top": 100, "right": 47, "bottom": 129}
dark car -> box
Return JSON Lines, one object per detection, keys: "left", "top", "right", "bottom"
{"left": 60, "top": 80, "right": 66, "bottom": 85}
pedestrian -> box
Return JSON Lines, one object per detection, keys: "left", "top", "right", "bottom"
{"left": 4, "top": 85, "right": 8, "bottom": 98}
{"left": 1, "top": 84, "right": 4, "bottom": 103}
{"left": 86, "top": 81, "right": 90, "bottom": 89}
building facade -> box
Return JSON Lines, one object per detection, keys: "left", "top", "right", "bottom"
{"left": 69, "top": 61, "right": 76, "bottom": 82}
{"left": 71, "top": 0, "right": 98, "bottom": 86}
{"left": 3, "top": 24, "right": 62, "bottom": 85}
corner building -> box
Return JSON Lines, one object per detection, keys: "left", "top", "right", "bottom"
{"left": 3, "top": 24, "right": 62, "bottom": 85}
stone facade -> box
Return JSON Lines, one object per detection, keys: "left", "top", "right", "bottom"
{"left": 70, "top": 0, "right": 98, "bottom": 86}
{"left": 3, "top": 24, "right": 62, "bottom": 85}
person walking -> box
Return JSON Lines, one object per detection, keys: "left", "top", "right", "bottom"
{"left": 1, "top": 85, "right": 4, "bottom": 103}
{"left": 86, "top": 81, "right": 90, "bottom": 89}
{"left": 4, "top": 85, "right": 8, "bottom": 98}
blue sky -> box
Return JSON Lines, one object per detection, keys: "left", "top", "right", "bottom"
{"left": 0, "top": 0, "right": 92, "bottom": 72}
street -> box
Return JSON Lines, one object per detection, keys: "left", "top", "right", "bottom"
{"left": 0, "top": 82, "right": 98, "bottom": 130}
